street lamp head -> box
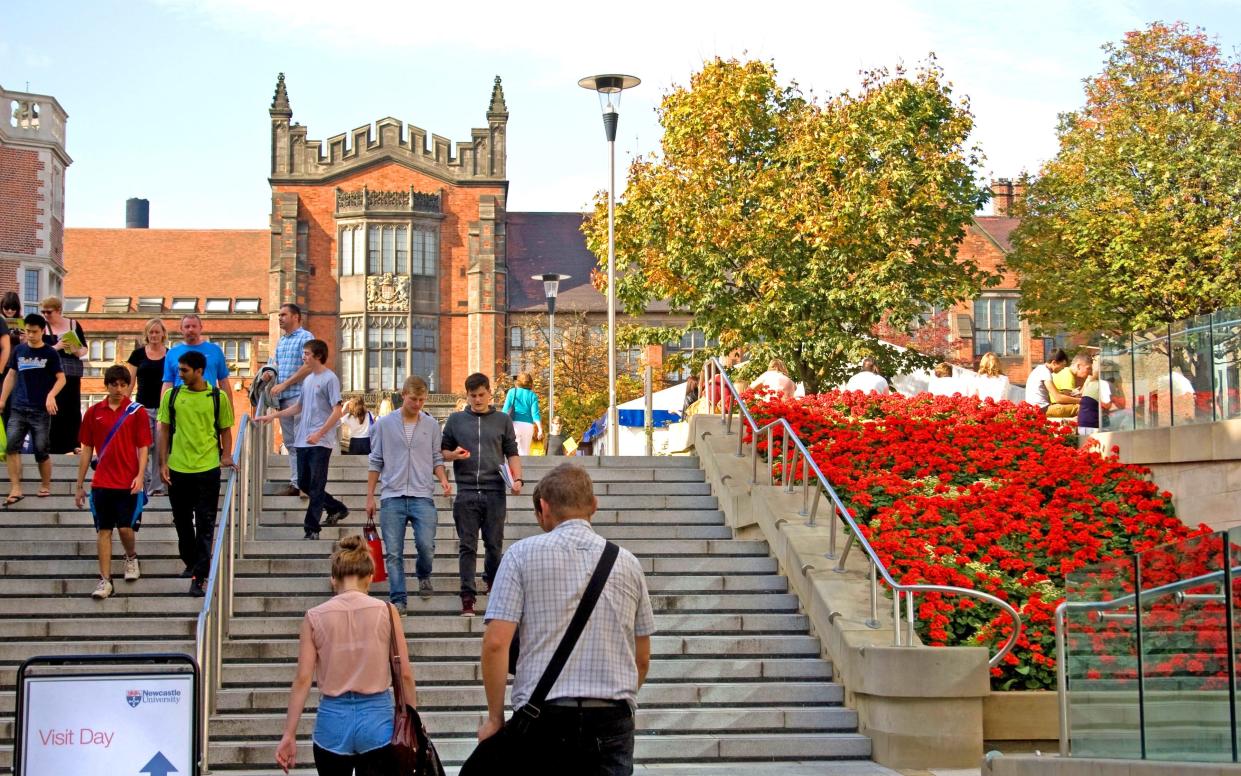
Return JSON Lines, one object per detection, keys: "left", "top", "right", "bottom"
{"left": 534, "top": 273, "right": 570, "bottom": 316}
{"left": 579, "top": 74, "right": 640, "bottom": 142}
{"left": 578, "top": 74, "right": 641, "bottom": 112}
{"left": 535, "top": 273, "right": 571, "bottom": 301}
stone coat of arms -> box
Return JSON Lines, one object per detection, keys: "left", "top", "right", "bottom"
{"left": 367, "top": 273, "right": 410, "bottom": 312}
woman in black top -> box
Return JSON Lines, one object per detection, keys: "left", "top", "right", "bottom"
{"left": 0, "top": 292, "right": 18, "bottom": 431}
{"left": 40, "top": 296, "right": 87, "bottom": 455}
{"left": 126, "top": 318, "right": 168, "bottom": 496}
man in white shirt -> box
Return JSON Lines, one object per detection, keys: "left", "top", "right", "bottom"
{"left": 843, "top": 357, "right": 889, "bottom": 395}
{"left": 1024, "top": 349, "right": 1075, "bottom": 417}
{"left": 478, "top": 463, "right": 654, "bottom": 774}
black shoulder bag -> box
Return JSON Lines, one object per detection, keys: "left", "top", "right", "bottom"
{"left": 459, "top": 541, "right": 620, "bottom": 775}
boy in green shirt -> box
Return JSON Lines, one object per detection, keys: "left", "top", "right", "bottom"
{"left": 157, "top": 350, "right": 235, "bottom": 597}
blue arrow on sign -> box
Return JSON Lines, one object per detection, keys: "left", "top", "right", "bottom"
{"left": 140, "top": 751, "right": 178, "bottom": 776}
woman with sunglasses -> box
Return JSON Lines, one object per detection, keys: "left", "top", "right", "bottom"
{"left": 40, "top": 296, "right": 88, "bottom": 456}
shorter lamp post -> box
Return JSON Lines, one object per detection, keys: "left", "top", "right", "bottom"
{"left": 536, "top": 273, "right": 570, "bottom": 455}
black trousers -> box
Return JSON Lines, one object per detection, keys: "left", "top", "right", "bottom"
{"left": 452, "top": 489, "right": 506, "bottom": 596}
{"left": 168, "top": 468, "right": 221, "bottom": 579}
{"left": 312, "top": 743, "right": 394, "bottom": 776}
{"left": 527, "top": 705, "right": 635, "bottom": 775}
{"left": 298, "top": 445, "right": 347, "bottom": 533}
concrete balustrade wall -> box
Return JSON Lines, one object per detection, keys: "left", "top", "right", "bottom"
{"left": 1092, "top": 418, "right": 1241, "bottom": 532}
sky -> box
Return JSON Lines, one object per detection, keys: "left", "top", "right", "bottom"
{"left": 4, "top": 0, "right": 1241, "bottom": 229}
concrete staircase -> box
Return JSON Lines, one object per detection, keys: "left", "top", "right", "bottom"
{"left": 0, "top": 454, "right": 891, "bottom": 774}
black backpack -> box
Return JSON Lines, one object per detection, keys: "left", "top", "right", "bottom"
{"left": 167, "top": 385, "right": 225, "bottom": 455}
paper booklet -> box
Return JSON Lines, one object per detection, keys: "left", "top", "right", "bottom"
{"left": 57, "top": 328, "right": 83, "bottom": 349}
{"left": 500, "top": 463, "right": 515, "bottom": 491}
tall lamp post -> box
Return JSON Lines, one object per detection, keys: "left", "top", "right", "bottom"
{"left": 535, "top": 273, "right": 570, "bottom": 455}
{"left": 579, "top": 73, "right": 640, "bottom": 455}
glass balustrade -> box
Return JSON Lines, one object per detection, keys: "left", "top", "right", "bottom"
{"left": 1101, "top": 307, "right": 1241, "bottom": 431}
{"left": 1061, "top": 530, "right": 1241, "bottom": 761}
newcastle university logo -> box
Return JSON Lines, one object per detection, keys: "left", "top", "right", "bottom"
{"left": 126, "top": 690, "right": 142, "bottom": 708}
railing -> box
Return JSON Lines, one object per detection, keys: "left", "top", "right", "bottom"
{"left": 1055, "top": 528, "right": 1241, "bottom": 762}
{"left": 702, "top": 358, "right": 1022, "bottom": 667}
{"left": 194, "top": 394, "right": 270, "bottom": 772}
{"left": 1100, "top": 308, "right": 1241, "bottom": 432}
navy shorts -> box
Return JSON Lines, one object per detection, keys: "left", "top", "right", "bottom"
{"left": 89, "top": 488, "right": 146, "bottom": 532}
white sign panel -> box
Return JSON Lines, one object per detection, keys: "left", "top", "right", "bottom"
{"left": 21, "top": 673, "right": 194, "bottom": 776}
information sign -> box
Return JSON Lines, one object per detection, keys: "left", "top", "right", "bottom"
{"left": 18, "top": 667, "right": 196, "bottom": 776}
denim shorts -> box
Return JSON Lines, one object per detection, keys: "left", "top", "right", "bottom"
{"left": 313, "top": 690, "right": 394, "bottom": 755}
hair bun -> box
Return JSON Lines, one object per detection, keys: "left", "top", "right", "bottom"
{"left": 337, "top": 535, "right": 364, "bottom": 552}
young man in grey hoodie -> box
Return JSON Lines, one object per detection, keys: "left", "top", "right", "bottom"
{"left": 366, "top": 375, "right": 452, "bottom": 613}
{"left": 441, "top": 372, "right": 522, "bottom": 617}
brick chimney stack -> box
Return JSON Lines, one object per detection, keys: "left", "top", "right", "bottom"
{"left": 990, "top": 178, "right": 1024, "bottom": 217}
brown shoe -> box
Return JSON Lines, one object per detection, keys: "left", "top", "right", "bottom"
{"left": 274, "top": 484, "right": 300, "bottom": 497}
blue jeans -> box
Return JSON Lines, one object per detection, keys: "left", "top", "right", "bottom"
{"left": 313, "top": 690, "right": 393, "bottom": 756}
{"left": 380, "top": 496, "right": 437, "bottom": 605}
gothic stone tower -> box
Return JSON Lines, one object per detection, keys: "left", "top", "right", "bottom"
{"left": 267, "top": 73, "right": 508, "bottom": 395}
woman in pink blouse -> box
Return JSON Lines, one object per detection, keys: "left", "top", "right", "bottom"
{"left": 276, "top": 536, "right": 417, "bottom": 775}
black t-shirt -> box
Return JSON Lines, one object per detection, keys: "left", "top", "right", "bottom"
{"left": 7, "top": 343, "right": 63, "bottom": 411}
{"left": 127, "top": 345, "right": 166, "bottom": 409}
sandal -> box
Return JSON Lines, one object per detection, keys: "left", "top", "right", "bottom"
{"left": 36, "top": 488, "right": 50, "bottom": 498}
{"left": 4, "top": 495, "right": 24, "bottom": 506}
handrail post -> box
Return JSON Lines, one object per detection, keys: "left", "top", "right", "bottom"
{"left": 866, "top": 560, "right": 880, "bottom": 628}
{"left": 1055, "top": 602, "right": 1069, "bottom": 756}
{"left": 893, "top": 588, "right": 902, "bottom": 645}
{"left": 799, "top": 455, "right": 809, "bottom": 515}
{"left": 767, "top": 427, "right": 775, "bottom": 485}
{"left": 905, "top": 590, "right": 915, "bottom": 647}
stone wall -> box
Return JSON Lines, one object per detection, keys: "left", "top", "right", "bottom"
{"left": 1092, "top": 419, "right": 1241, "bottom": 532}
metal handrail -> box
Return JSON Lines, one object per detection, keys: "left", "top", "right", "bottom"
{"left": 702, "top": 357, "right": 1023, "bottom": 667}
{"left": 1054, "top": 560, "right": 1241, "bottom": 757}
{"left": 193, "top": 393, "right": 268, "bottom": 772}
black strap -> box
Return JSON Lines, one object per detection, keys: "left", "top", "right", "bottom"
{"left": 525, "top": 541, "right": 620, "bottom": 713}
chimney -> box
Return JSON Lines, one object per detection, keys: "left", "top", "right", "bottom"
{"left": 125, "top": 198, "right": 149, "bottom": 229}
{"left": 989, "top": 178, "right": 1025, "bottom": 217}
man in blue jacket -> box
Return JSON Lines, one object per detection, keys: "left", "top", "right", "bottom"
{"left": 442, "top": 372, "right": 521, "bottom": 617}
{"left": 366, "top": 375, "right": 451, "bottom": 613}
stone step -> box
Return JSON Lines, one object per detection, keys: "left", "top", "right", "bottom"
{"left": 0, "top": 573, "right": 789, "bottom": 598}
{"left": 225, "top": 593, "right": 801, "bottom": 618}
{"left": 0, "top": 538, "right": 772, "bottom": 558}
{"left": 0, "top": 493, "right": 722, "bottom": 511}
{"left": 218, "top": 657, "right": 834, "bottom": 689}
{"left": 217, "top": 634, "right": 821, "bottom": 661}
{"left": 0, "top": 554, "right": 779, "bottom": 578}
{"left": 0, "top": 522, "right": 736, "bottom": 542}
{"left": 226, "top": 765, "right": 898, "bottom": 776}
{"left": 0, "top": 507, "right": 731, "bottom": 528}
{"left": 263, "top": 454, "right": 703, "bottom": 470}
{"left": 201, "top": 732, "right": 872, "bottom": 768}
{"left": 0, "top": 610, "right": 808, "bottom": 640}
{"left": 206, "top": 705, "right": 860, "bottom": 739}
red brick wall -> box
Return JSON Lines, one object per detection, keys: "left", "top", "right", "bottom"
{"left": 0, "top": 147, "right": 44, "bottom": 257}
{"left": 274, "top": 166, "right": 506, "bottom": 391}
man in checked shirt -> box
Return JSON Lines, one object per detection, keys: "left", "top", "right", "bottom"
{"left": 479, "top": 463, "right": 654, "bottom": 774}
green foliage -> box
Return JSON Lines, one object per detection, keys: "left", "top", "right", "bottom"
{"left": 584, "top": 57, "right": 996, "bottom": 393}
{"left": 1008, "top": 22, "right": 1241, "bottom": 335}
{"left": 502, "top": 312, "right": 644, "bottom": 443}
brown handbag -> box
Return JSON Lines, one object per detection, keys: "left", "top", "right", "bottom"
{"left": 388, "top": 606, "right": 446, "bottom": 776}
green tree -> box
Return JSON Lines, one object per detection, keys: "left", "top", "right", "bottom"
{"left": 1007, "top": 22, "right": 1241, "bottom": 334}
{"left": 583, "top": 57, "right": 995, "bottom": 393}
{"left": 503, "top": 312, "right": 643, "bottom": 443}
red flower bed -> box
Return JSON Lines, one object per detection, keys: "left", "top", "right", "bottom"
{"left": 744, "top": 389, "right": 1207, "bottom": 690}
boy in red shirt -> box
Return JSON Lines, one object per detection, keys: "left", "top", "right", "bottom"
{"left": 75, "top": 364, "right": 152, "bottom": 600}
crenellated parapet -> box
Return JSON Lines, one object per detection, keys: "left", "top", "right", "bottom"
{"left": 269, "top": 73, "right": 507, "bottom": 186}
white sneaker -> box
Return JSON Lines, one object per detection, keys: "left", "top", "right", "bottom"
{"left": 124, "top": 556, "right": 141, "bottom": 581}
{"left": 91, "top": 578, "right": 113, "bottom": 600}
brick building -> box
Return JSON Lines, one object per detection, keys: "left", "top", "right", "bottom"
{"left": 50, "top": 76, "right": 1049, "bottom": 412}
{"left": 1, "top": 84, "right": 70, "bottom": 313}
